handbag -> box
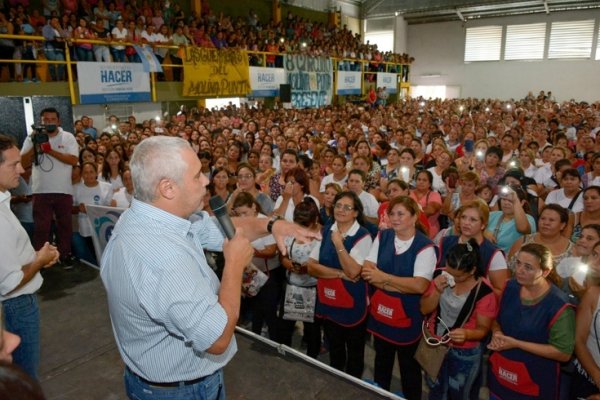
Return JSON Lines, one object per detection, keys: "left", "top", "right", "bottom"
{"left": 282, "top": 238, "right": 316, "bottom": 322}
{"left": 241, "top": 262, "right": 268, "bottom": 298}
{"left": 282, "top": 283, "right": 316, "bottom": 322}
{"left": 415, "top": 280, "right": 482, "bottom": 379}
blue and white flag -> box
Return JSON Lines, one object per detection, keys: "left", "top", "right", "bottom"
{"left": 133, "top": 45, "right": 163, "bottom": 73}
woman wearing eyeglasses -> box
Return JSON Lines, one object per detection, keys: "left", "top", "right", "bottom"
{"left": 420, "top": 240, "right": 497, "bottom": 400}
{"left": 307, "top": 191, "right": 373, "bottom": 378}
{"left": 229, "top": 163, "right": 274, "bottom": 216}
{"left": 488, "top": 243, "right": 575, "bottom": 400}
{"left": 361, "top": 196, "right": 436, "bottom": 399}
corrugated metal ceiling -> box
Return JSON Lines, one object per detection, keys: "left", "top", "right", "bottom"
{"left": 358, "top": 0, "right": 600, "bottom": 23}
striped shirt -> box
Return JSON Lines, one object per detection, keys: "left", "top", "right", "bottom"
{"left": 100, "top": 199, "right": 236, "bottom": 382}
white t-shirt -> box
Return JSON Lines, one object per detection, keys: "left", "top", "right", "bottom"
{"left": 545, "top": 188, "right": 584, "bottom": 213}
{"left": 524, "top": 164, "right": 537, "bottom": 179}
{"left": 365, "top": 234, "right": 436, "bottom": 280}
{"left": 320, "top": 173, "right": 347, "bottom": 193}
{"left": 251, "top": 214, "right": 278, "bottom": 272}
{"left": 73, "top": 181, "right": 114, "bottom": 237}
{"left": 99, "top": 174, "right": 124, "bottom": 192}
{"left": 21, "top": 129, "right": 79, "bottom": 195}
{"left": 111, "top": 27, "right": 128, "bottom": 50}
{"left": 274, "top": 194, "right": 320, "bottom": 222}
{"left": 112, "top": 187, "right": 133, "bottom": 208}
{"left": 427, "top": 167, "right": 445, "bottom": 195}
{"left": 358, "top": 190, "right": 379, "bottom": 219}
{"left": 309, "top": 220, "right": 372, "bottom": 265}
{"left": 533, "top": 164, "right": 553, "bottom": 186}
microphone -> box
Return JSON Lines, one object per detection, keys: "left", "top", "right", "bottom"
{"left": 209, "top": 195, "right": 236, "bottom": 239}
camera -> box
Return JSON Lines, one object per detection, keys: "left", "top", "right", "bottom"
{"left": 31, "top": 125, "right": 50, "bottom": 145}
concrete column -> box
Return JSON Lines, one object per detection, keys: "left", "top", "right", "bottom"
{"left": 191, "top": 0, "right": 202, "bottom": 17}
{"left": 394, "top": 14, "right": 407, "bottom": 54}
{"left": 273, "top": 0, "right": 281, "bottom": 24}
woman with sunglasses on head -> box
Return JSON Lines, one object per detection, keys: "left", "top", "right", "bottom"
{"left": 488, "top": 243, "right": 575, "bottom": 400}
{"left": 361, "top": 196, "right": 436, "bottom": 399}
{"left": 307, "top": 191, "right": 373, "bottom": 379}
{"left": 421, "top": 239, "right": 497, "bottom": 400}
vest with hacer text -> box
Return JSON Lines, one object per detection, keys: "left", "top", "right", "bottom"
{"left": 315, "top": 223, "right": 370, "bottom": 327}
{"left": 488, "top": 279, "right": 573, "bottom": 400}
{"left": 367, "top": 229, "right": 436, "bottom": 345}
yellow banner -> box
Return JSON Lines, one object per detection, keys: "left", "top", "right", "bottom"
{"left": 183, "top": 47, "right": 251, "bottom": 97}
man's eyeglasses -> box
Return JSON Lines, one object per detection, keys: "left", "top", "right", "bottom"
{"left": 334, "top": 203, "right": 354, "bottom": 212}
{"left": 422, "top": 317, "right": 451, "bottom": 346}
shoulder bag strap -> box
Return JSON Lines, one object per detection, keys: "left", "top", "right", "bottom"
{"left": 450, "top": 280, "right": 483, "bottom": 330}
{"left": 567, "top": 190, "right": 582, "bottom": 211}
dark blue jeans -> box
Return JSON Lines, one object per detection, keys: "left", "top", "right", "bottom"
{"left": 427, "top": 344, "right": 482, "bottom": 400}
{"left": 3, "top": 294, "right": 40, "bottom": 379}
{"left": 124, "top": 368, "right": 225, "bottom": 400}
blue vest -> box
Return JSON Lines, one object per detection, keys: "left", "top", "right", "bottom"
{"left": 315, "top": 223, "right": 370, "bottom": 327}
{"left": 439, "top": 235, "right": 502, "bottom": 277}
{"left": 488, "top": 279, "right": 573, "bottom": 400}
{"left": 367, "top": 230, "right": 435, "bottom": 345}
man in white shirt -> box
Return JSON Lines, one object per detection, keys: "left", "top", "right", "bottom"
{"left": 346, "top": 169, "right": 379, "bottom": 224}
{"left": 0, "top": 134, "right": 59, "bottom": 378}
{"left": 21, "top": 108, "right": 79, "bottom": 268}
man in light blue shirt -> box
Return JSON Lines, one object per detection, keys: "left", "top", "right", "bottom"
{"left": 101, "top": 136, "right": 317, "bottom": 399}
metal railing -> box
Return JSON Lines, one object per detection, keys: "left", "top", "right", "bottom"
{"left": 0, "top": 33, "right": 410, "bottom": 104}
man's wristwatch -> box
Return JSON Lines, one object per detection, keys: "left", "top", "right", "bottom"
{"left": 267, "top": 215, "right": 283, "bottom": 234}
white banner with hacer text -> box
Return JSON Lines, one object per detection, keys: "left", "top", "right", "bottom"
{"left": 336, "top": 71, "right": 361, "bottom": 95}
{"left": 250, "top": 67, "right": 285, "bottom": 97}
{"left": 249, "top": 67, "right": 286, "bottom": 97}
{"left": 77, "top": 62, "right": 151, "bottom": 104}
{"left": 376, "top": 72, "right": 398, "bottom": 94}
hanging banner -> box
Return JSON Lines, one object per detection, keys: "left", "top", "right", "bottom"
{"left": 376, "top": 72, "right": 398, "bottom": 94}
{"left": 133, "top": 45, "right": 163, "bottom": 73}
{"left": 183, "top": 48, "right": 251, "bottom": 97}
{"left": 336, "top": 71, "right": 361, "bottom": 95}
{"left": 77, "top": 62, "right": 151, "bottom": 104}
{"left": 284, "top": 55, "right": 333, "bottom": 108}
{"left": 249, "top": 67, "right": 286, "bottom": 97}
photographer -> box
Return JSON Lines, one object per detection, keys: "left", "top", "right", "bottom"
{"left": 21, "top": 108, "right": 79, "bottom": 268}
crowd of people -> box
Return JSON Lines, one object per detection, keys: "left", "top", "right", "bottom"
{"left": 7, "top": 91, "right": 600, "bottom": 398}
{"left": 0, "top": 1, "right": 413, "bottom": 82}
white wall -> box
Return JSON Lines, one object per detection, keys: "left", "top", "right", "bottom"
{"left": 407, "top": 10, "right": 600, "bottom": 102}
